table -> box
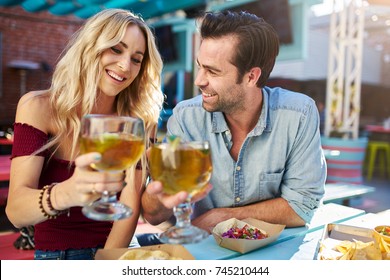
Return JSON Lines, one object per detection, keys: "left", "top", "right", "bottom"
{"left": 184, "top": 203, "right": 366, "bottom": 260}
{"left": 0, "top": 155, "right": 11, "bottom": 205}
{"left": 223, "top": 209, "right": 389, "bottom": 260}
{"left": 365, "top": 125, "right": 390, "bottom": 142}
{"left": 0, "top": 155, "right": 11, "bottom": 181}
{"left": 0, "top": 138, "right": 12, "bottom": 155}
{"left": 365, "top": 125, "right": 390, "bottom": 134}
{"left": 323, "top": 182, "right": 375, "bottom": 206}
{"left": 0, "top": 138, "right": 13, "bottom": 145}
{"left": 236, "top": 210, "right": 390, "bottom": 260}
{"left": 322, "top": 149, "right": 340, "bottom": 159}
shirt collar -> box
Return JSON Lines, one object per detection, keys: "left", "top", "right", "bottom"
{"left": 252, "top": 87, "right": 271, "bottom": 136}
{"left": 211, "top": 111, "right": 229, "bottom": 133}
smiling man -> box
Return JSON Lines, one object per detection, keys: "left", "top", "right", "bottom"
{"left": 141, "top": 10, "right": 326, "bottom": 242}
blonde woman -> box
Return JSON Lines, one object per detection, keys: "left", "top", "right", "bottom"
{"left": 5, "top": 8, "right": 164, "bottom": 260}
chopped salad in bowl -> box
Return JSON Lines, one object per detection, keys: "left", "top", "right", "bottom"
{"left": 221, "top": 224, "right": 268, "bottom": 240}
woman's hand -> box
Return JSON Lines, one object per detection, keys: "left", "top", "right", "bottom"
{"left": 63, "top": 152, "right": 126, "bottom": 207}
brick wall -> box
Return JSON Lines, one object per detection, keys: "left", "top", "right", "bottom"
{"left": 0, "top": 6, "right": 84, "bottom": 129}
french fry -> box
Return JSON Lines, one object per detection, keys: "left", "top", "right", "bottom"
{"left": 381, "top": 238, "right": 390, "bottom": 253}
{"left": 324, "top": 240, "right": 382, "bottom": 260}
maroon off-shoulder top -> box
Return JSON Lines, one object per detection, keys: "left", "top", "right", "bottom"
{"left": 11, "top": 123, "right": 112, "bottom": 251}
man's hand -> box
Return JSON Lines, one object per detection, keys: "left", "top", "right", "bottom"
{"left": 191, "top": 207, "right": 229, "bottom": 234}
{"left": 145, "top": 181, "right": 212, "bottom": 209}
{"left": 145, "top": 181, "right": 187, "bottom": 209}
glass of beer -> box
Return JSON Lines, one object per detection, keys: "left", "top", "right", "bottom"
{"left": 149, "top": 140, "right": 212, "bottom": 244}
{"left": 79, "top": 114, "right": 145, "bottom": 221}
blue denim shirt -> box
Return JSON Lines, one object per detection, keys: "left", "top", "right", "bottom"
{"left": 166, "top": 86, "right": 326, "bottom": 223}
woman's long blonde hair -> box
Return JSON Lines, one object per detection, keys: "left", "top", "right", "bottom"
{"left": 40, "top": 8, "right": 164, "bottom": 186}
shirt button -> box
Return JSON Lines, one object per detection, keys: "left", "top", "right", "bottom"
{"left": 236, "top": 166, "right": 241, "bottom": 171}
{"left": 226, "top": 131, "right": 231, "bottom": 136}
{"left": 236, "top": 197, "right": 241, "bottom": 202}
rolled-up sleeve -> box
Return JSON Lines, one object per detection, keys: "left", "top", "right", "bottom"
{"left": 280, "top": 99, "right": 326, "bottom": 223}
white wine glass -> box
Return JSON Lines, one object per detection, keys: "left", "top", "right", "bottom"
{"left": 149, "top": 140, "right": 212, "bottom": 244}
{"left": 79, "top": 114, "right": 145, "bottom": 221}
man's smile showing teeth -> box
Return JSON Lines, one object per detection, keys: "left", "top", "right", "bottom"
{"left": 107, "top": 70, "right": 125, "bottom": 82}
{"left": 203, "top": 92, "right": 215, "bottom": 97}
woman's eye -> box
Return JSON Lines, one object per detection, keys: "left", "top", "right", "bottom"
{"left": 111, "top": 47, "right": 121, "bottom": 54}
{"left": 132, "top": 58, "right": 141, "bottom": 64}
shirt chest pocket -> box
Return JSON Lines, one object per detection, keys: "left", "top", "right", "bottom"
{"left": 258, "top": 171, "right": 284, "bottom": 200}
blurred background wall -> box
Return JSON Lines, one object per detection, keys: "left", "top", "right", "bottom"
{"left": 0, "top": 0, "right": 389, "bottom": 133}
{"left": 0, "top": 6, "right": 83, "bottom": 130}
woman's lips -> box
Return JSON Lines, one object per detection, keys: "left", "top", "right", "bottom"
{"left": 106, "top": 70, "right": 126, "bottom": 82}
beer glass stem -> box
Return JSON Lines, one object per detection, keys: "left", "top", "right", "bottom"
{"left": 158, "top": 196, "right": 208, "bottom": 244}
{"left": 173, "top": 201, "right": 192, "bottom": 228}
{"left": 101, "top": 191, "right": 110, "bottom": 203}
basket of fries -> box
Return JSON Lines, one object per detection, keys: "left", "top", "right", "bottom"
{"left": 316, "top": 223, "right": 390, "bottom": 260}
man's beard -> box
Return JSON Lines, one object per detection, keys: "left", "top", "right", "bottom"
{"left": 202, "top": 88, "right": 245, "bottom": 114}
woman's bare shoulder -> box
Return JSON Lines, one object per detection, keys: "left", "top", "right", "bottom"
{"left": 17, "top": 90, "right": 49, "bottom": 105}
{"left": 15, "top": 90, "right": 52, "bottom": 133}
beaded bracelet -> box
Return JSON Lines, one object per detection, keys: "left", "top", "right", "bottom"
{"left": 46, "top": 183, "right": 69, "bottom": 216}
{"left": 45, "top": 183, "right": 56, "bottom": 212}
{"left": 38, "top": 183, "right": 69, "bottom": 219}
{"left": 38, "top": 186, "right": 57, "bottom": 219}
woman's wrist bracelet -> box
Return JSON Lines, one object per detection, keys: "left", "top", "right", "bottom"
{"left": 38, "top": 183, "right": 69, "bottom": 219}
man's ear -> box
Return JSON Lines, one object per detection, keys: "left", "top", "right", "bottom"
{"left": 247, "top": 67, "right": 261, "bottom": 86}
